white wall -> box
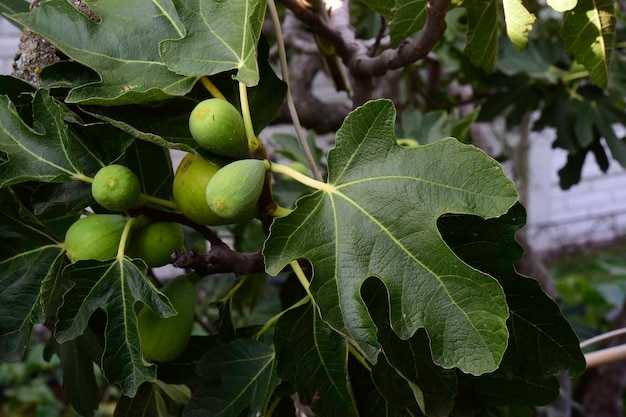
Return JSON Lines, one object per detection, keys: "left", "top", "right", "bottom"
{"left": 0, "top": 19, "right": 21, "bottom": 75}
{"left": 526, "top": 128, "right": 626, "bottom": 252}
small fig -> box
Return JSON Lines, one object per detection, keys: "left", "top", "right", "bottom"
{"left": 188, "top": 98, "right": 248, "bottom": 158}
{"left": 65, "top": 214, "right": 127, "bottom": 262}
{"left": 127, "top": 221, "right": 185, "bottom": 267}
{"left": 205, "top": 159, "right": 268, "bottom": 220}
{"left": 137, "top": 273, "right": 197, "bottom": 362}
{"left": 91, "top": 164, "right": 141, "bottom": 211}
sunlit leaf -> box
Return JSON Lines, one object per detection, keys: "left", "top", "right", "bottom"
{"left": 265, "top": 99, "right": 518, "bottom": 376}
{"left": 161, "top": 0, "right": 267, "bottom": 86}
{"left": 502, "top": 0, "right": 536, "bottom": 51}
{"left": 8, "top": 0, "right": 196, "bottom": 104}
{"left": 56, "top": 257, "right": 176, "bottom": 397}
{"left": 561, "top": 0, "right": 615, "bottom": 88}
{"left": 548, "top": 0, "right": 578, "bottom": 12}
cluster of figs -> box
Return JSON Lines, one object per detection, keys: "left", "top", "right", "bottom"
{"left": 63, "top": 98, "right": 270, "bottom": 363}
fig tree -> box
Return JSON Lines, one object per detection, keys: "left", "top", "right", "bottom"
{"left": 137, "top": 273, "right": 197, "bottom": 362}
{"left": 205, "top": 159, "right": 269, "bottom": 220}
{"left": 91, "top": 164, "right": 141, "bottom": 212}
{"left": 188, "top": 98, "right": 248, "bottom": 158}
{"left": 127, "top": 221, "right": 185, "bottom": 267}
{"left": 65, "top": 214, "right": 127, "bottom": 262}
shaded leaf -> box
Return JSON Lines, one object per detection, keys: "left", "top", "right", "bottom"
{"left": 561, "top": 0, "right": 615, "bottom": 88}
{"left": 463, "top": 0, "right": 499, "bottom": 72}
{"left": 0, "top": 187, "right": 64, "bottom": 361}
{"left": 184, "top": 339, "right": 279, "bottom": 417}
{"left": 265, "top": 99, "right": 518, "bottom": 375}
{"left": 125, "top": 140, "right": 174, "bottom": 201}
{"left": 274, "top": 303, "right": 358, "bottom": 417}
{"left": 8, "top": 0, "right": 196, "bottom": 104}
{"left": 114, "top": 382, "right": 169, "bottom": 417}
{"left": 502, "top": 0, "right": 536, "bottom": 51}
{"left": 56, "top": 257, "right": 176, "bottom": 397}
{"left": 359, "top": 0, "right": 427, "bottom": 46}
{"left": 437, "top": 203, "right": 586, "bottom": 378}
{"left": 161, "top": 0, "right": 267, "bottom": 86}
{"left": 0, "top": 0, "right": 29, "bottom": 29}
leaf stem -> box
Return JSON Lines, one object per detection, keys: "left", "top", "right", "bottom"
{"left": 254, "top": 295, "right": 310, "bottom": 339}
{"left": 561, "top": 70, "right": 589, "bottom": 83}
{"left": 72, "top": 173, "right": 93, "bottom": 183}
{"left": 200, "top": 76, "right": 226, "bottom": 100}
{"left": 271, "top": 204, "right": 293, "bottom": 217}
{"left": 220, "top": 275, "right": 249, "bottom": 303}
{"left": 238, "top": 81, "right": 264, "bottom": 156}
{"left": 290, "top": 260, "right": 315, "bottom": 302}
{"left": 267, "top": 0, "right": 323, "bottom": 181}
{"left": 140, "top": 193, "right": 179, "bottom": 211}
{"left": 580, "top": 327, "right": 626, "bottom": 349}
{"left": 117, "top": 217, "right": 138, "bottom": 260}
{"left": 348, "top": 343, "right": 372, "bottom": 372}
{"left": 270, "top": 162, "right": 332, "bottom": 192}
{"left": 266, "top": 397, "right": 281, "bottom": 417}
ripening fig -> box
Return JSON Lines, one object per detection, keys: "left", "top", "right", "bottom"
{"left": 205, "top": 159, "right": 269, "bottom": 220}
{"left": 137, "top": 273, "right": 197, "bottom": 362}
{"left": 91, "top": 164, "right": 141, "bottom": 212}
{"left": 127, "top": 221, "right": 185, "bottom": 267}
{"left": 188, "top": 98, "right": 248, "bottom": 158}
{"left": 172, "top": 153, "right": 232, "bottom": 225}
{"left": 64, "top": 214, "right": 127, "bottom": 262}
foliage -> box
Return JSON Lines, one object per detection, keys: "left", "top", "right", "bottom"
{"left": 1, "top": 0, "right": 619, "bottom": 414}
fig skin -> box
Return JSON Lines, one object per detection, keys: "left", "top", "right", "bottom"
{"left": 137, "top": 273, "right": 197, "bottom": 363}
{"left": 92, "top": 164, "right": 141, "bottom": 212}
{"left": 205, "top": 159, "right": 268, "bottom": 220}
{"left": 65, "top": 214, "right": 127, "bottom": 262}
{"left": 127, "top": 221, "right": 185, "bottom": 267}
{"left": 173, "top": 153, "right": 230, "bottom": 225}
{"left": 188, "top": 98, "right": 248, "bottom": 159}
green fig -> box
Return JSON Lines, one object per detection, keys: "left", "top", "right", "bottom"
{"left": 137, "top": 273, "right": 197, "bottom": 362}
{"left": 65, "top": 214, "right": 127, "bottom": 262}
{"left": 91, "top": 164, "right": 141, "bottom": 211}
{"left": 127, "top": 221, "right": 185, "bottom": 267}
{"left": 188, "top": 98, "right": 248, "bottom": 159}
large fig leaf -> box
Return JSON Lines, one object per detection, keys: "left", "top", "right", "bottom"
{"left": 8, "top": 0, "right": 196, "bottom": 105}
{"left": 264, "top": 99, "right": 518, "bottom": 376}
{"left": 561, "top": 0, "right": 615, "bottom": 88}
{"left": 274, "top": 303, "right": 358, "bottom": 417}
{"left": 56, "top": 258, "right": 176, "bottom": 397}
{"left": 0, "top": 188, "right": 65, "bottom": 361}
{"left": 502, "top": 0, "right": 536, "bottom": 51}
{"left": 161, "top": 0, "right": 266, "bottom": 86}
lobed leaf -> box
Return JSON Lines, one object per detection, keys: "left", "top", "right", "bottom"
{"left": 8, "top": 0, "right": 196, "bottom": 105}
{"left": 56, "top": 258, "right": 176, "bottom": 397}
{"left": 265, "top": 99, "right": 519, "bottom": 376}
{"left": 161, "top": 0, "right": 267, "bottom": 86}
{"left": 561, "top": 0, "right": 615, "bottom": 88}
{"left": 359, "top": 0, "right": 427, "bottom": 46}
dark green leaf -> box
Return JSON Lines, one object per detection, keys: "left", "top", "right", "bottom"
{"left": 265, "top": 99, "right": 517, "bottom": 376}
{"left": 8, "top": 0, "right": 196, "bottom": 104}
{"left": 161, "top": 0, "right": 267, "bottom": 86}
{"left": 0, "top": 188, "right": 64, "bottom": 361}
{"left": 114, "top": 382, "right": 169, "bottom": 417}
{"left": 184, "top": 339, "right": 279, "bottom": 417}
{"left": 464, "top": 0, "right": 499, "bottom": 71}
{"left": 56, "top": 257, "right": 176, "bottom": 397}
{"left": 125, "top": 140, "right": 174, "bottom": 201}
{"left": 358, "top": 0, "right": 427, "bottom": 46}
{"left": 437, "top": 203, "right": 586, "bottom": 378}
{"left": 275, "top": 303, "right": 358, "bottom": 417}
{"left": 0, "top": 0, "right": 29, "bottom": 29}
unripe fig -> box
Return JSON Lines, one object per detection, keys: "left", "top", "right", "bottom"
{"left": 173, "top": 153, "right": 232, "bottom": 226}
{"left": 127, "top": 221, "right": 185, "bottom": 267}
{"left": 205, "top": 159, "right": 269, "bottom": 220}
{"left": 91, "top": 164, "right": 141, "bottom": 211}
{"left": 65, "top": 214, "right": 127, "bottom": 262}
{"left": 188, "top": 98, "right": 248, "bottom": 158}
{"left": 137, "top": 273, "right": 197, "bottom": 362}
